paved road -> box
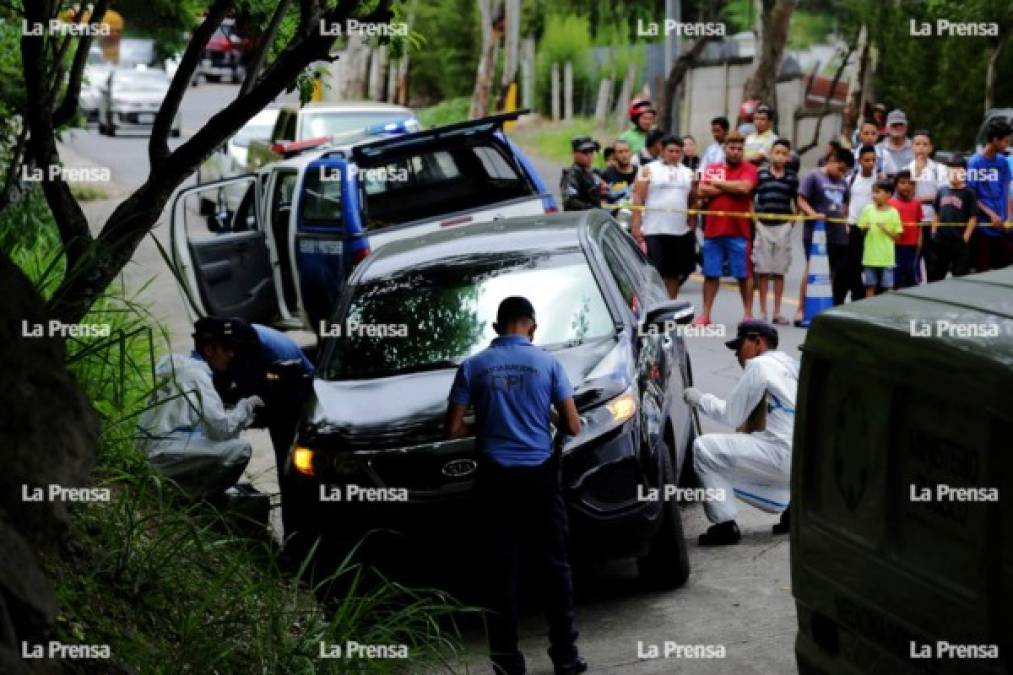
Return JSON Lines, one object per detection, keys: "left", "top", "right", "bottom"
{"left": 62, "top": 83, "right": 804, "bottom": 674}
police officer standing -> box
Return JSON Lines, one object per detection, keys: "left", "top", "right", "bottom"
{"left": 195, "top": 317, "right": 314, "bottom": 538}
{"left": 560, "top": 136, "right": 605, "bottom": 211}
{"left": 445, "top": 297, "right": 586, "bottom": 675}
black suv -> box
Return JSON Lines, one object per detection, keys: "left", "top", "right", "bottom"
{"left": 285, "top": 210, "right": 699, "bottom": 589}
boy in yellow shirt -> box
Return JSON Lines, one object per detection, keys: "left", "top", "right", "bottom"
{"left": 858, "top": 180, "right": 904, "bottom": 296}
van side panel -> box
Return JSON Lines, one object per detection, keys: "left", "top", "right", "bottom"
{"left": 792, "top": 311, "right": 1012, "bottom": 675}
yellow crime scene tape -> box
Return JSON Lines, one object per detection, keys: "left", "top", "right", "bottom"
{"left": 606, "top": 202, "right": 1013, "bottom": 229}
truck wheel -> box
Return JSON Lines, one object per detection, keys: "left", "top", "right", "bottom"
{"left": 637, "top": 443, "right": 690, "bottom": 590}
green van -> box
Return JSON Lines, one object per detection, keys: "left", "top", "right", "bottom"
{"left": 791, "top": 268, "right": 1013, "bottom": 674}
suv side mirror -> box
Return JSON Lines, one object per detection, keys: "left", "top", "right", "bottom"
{"left": 641, "top": 300, "right": 694, "bottom": 332}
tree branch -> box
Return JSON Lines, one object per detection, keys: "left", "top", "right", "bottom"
{"left": 49, "top": 0, "right": 393, "bottom": 324}
{"left": 150, "top": 0, "right": 234, "bottom": 169}
{"left": 53, "top": 1, "right": 109, "bottom": 127}
{"left": 240, "top": 0, "right": 294, "bottom": 97}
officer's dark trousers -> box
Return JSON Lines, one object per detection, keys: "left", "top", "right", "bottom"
{"left": 266, "top": 385, "right": 311, "bottom": 539}
{"left": 477, "top": 457, "right": 578, "bottom": 675}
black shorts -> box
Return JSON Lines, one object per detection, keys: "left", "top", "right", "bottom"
{"left": 645, "top": 233, "right": 696, "bottom": 279}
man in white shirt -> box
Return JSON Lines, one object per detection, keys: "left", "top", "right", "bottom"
{"left": 700, "top": 116, "right": 728, "bottom": 170}
{"left": 136, "top": 332, "right": 264, "bottom": 498}
{"left": 631, "top": 135, "right": 698, "bottom": 298}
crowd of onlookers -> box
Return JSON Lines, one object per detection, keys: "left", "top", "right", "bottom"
{"left": 561, "top": 97, "right": 1013, "bottom": 326}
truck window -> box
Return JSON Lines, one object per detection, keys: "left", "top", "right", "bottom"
{"left": 359, "top": 139, "right": 534, "bottom": 229}
{"left": 301, "top": 166, "right": 343, "bottom": 225}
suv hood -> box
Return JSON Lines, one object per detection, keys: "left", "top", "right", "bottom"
{"left": 306, "top": 336, "right": 620, "bottom": 449}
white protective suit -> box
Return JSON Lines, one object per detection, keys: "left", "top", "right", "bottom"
{"left": 692, "top": 350, "right": 800, "bottom": 523}
{"left": 136, "top": 354, "right": 260, "bottom": 497}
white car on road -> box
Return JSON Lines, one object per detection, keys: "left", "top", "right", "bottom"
{"left": 98, "top": 69, "right": 182, "bottom": 137}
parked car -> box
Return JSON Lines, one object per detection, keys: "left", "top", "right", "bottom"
{"left": 198, "top": 108, "right": 280, "bottom": 183}
{"left": 245, "top": 102, "right": 417, "bottom": 170}
{"left": 79, "top": 47, "right": 111, "bottom": 124}
{"left": 197, "top": 18, "right": 252, "bottom": 84}
{"left": 116, "top": 38, "right": 159, "bottom": 69}
{"left": 285, "top": 210, "right": 698, "bottom": 588}
{"left": 792, "top": 267, "right": 1013, "bottom": 674}
{"left": 170, "top": 111, "right": 558, "bottom": 332}
{"left": 98, "top": 69, "right": 181, "bottom": 137}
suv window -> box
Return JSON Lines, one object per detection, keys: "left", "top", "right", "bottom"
{"left": 359, "top": 138, "right": 534, "bottom": 229}
{"left": 601, "top": 239, "right": 641, "bottom": 319}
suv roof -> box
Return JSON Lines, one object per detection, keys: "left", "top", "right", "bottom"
{"left": 357, "top": 211, "right": 603, "bottom": 282}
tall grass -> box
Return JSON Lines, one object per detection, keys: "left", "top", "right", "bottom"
{"left": 5, "top": 189, "right": 476, "bottom": 673}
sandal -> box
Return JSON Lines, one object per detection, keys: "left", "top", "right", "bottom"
{"left": 772, "top": 315, "right": 789, "bottom": 325}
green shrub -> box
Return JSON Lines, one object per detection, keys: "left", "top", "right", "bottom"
{"left": 418, "top": 97, "right": 472, "bottom": 128}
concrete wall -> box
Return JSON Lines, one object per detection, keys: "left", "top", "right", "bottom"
{"left": 680, "top": 61, "right": 843, "bottom": 169}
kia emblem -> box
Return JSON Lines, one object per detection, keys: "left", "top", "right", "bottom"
{"left": 441, "top": 458, "right": 477, "bottom": 478}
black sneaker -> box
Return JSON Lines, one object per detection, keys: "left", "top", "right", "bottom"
{"left": 553, "top": 656, "right": 588, "bottom": 675}
{"left": 772, "top": 506, "right": 790, "bottom": 535}
{"left": 698, "top": 520, "right": 741, "bottom": 545}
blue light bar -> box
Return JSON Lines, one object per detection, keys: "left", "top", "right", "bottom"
{"left": 365, "top": 118, "right": 421, "bottom": 135}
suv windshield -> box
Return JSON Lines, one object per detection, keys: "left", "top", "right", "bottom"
{"left": 359, "top": 138, "right": 535, "bottom": 228}
{"left": 323, "top": 250, "right": 614, "bottom": 380}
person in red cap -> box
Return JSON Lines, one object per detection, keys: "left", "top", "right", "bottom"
{"left": 619, "top": 98, "right": 656, "bottom": 157}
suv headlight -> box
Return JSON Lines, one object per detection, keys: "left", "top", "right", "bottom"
{"left": 563, "top": 385, "right": 638, "bottom": 453}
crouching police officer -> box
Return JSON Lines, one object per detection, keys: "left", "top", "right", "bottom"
{"left": 445, "top": 297, "right": 587, "bottom": 675}
{"left": 561, "top": 136, "right": 605, "bottom": 211}
{"left": 194, "top": 318, "right": 314, "bottom": 537}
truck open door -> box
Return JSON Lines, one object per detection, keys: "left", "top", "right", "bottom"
{"left": 293, "top": 155, "right": 368, "bottom": 329}
{"left": 169, "top": 175, "right": 281, "bottom": 323}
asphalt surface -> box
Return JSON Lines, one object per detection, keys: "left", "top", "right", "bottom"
{"left": 62, "top": 82, "right": 804, "bottom": 674}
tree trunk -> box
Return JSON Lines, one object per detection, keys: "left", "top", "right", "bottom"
{"left": 0, "top": 250, "right": 100, "bottom": 672}
{"left": 741, "top": 0, "right": 796, "bottom": 105}
{"left": 469, "top": 0, "right": 498, "bottom": 119}
{"left": 844, "top": 25, "right": 870, "bottom": 139}
{"left": 984, "top": 32, "right": 1008, "bottom": 112}
{"left": 658, "top": 36, "right": 721, "bottom": 134}
{"left": 495, "top": 0, "right": 520, "bottom": 110}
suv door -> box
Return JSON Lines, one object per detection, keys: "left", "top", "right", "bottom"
{"left": 170, "top": 175, "right": 280, "bottom": 323}
{"left": 602, "top": 225, "right": 694, "bottom": 473}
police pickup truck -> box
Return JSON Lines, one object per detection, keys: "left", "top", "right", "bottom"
{"left": 171, "top": 111, "right": 557, "bottom": 332}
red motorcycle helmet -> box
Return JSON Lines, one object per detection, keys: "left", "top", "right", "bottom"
{"left": 738, "top": 98, "right": 760, "bottom": 124}
{"left": 628, "top": 98, "right": 655, "bottom": 123}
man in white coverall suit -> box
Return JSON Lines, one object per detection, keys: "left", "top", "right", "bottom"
{"left": 683, "top": 319, "right": 799, "bottom": 545}
{"left": 136, "top": 324, "right": 264, "bottom": 498}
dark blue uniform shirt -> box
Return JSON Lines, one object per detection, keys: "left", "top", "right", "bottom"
{"left": 449, "top": 334, "right": 574, "bottom": 467}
